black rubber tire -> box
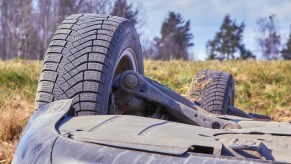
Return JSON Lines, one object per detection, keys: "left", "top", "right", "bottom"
{"left": 188, "top": 70, "right": 235, "bottom": 115}
{"left": 35, "top": 14, "right": 144, "bottom": 116}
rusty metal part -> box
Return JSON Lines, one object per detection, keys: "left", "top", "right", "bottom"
{"left": 114, "top": 89, "right": 145, "bottom": 113}
{"left": 127, "top": 97, "right": 143, "bottom": 110}
{"left": 113, "top": 70, "right": 240, "bottom": 129}
{"left": 218, "top": 134, "right": 291, "bottom": 162}
{"left": 123, "top": 73, "right": 138, "bottom": 89}
{"left": 228, "top": 138, "right": 266, "bottom": 152}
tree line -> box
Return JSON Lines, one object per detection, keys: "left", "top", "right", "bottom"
{"left": 144, "top": 13, "right": 291, "bottom": 60}
{"left": 0, "top": 0, "right": 291, "bottom": 60}
{"left": 0, "top": 0, "right": 137, "bottom": 60}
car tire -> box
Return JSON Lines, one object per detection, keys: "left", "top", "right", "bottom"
{"left": 188, "top": 70, "right": 235, "bottom": 114}
{"left": 35, "top": 14, "right": 144, "bottom": 116}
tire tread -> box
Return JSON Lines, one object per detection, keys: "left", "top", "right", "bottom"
{"left": 188, "top": 70, "right": 235, "bottom": 114}
{"left": 35, "top": 14, "right": 138, "bottom": 115}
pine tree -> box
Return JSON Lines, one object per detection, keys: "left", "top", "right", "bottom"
{"left": 110, "top": 0, "right": 138, "bottom": 25}
{"left": 281, "top": 27, "right": 291, "bottom": 60}
{"left": 206, "top": 15, "right": 253, "bottom": 60}
{"left": 239, "top": 44, "right": 256, "bottom": 60}
{"left": 154, "top": 12, "right": 194, "bottom": 60}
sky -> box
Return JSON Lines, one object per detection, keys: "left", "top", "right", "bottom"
{"left": 136, "top": 0, "right": 291, "bottom": 60}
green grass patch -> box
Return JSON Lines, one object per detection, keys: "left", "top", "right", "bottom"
{"left": 0, "top": 59, "right": 290, "bottom": 163}
{"left": 144, "top": 60, "right": 291, "bottom": 114}
{"left": 0, "top": 59, "right": 290, "bottom": 114}
{"left": 0, "top": 60, "right": 42, "bottom": 103}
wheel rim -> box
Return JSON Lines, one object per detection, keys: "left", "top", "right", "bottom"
{"left": 109, "top": 48, "right": 139, "bottom": 114}
{"left": 114, "top": 48, "right": 138, "bottom": 76}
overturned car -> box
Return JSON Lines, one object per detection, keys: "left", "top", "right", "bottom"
{"left": 13, "top": 14, "right": 291, "bottom": 164}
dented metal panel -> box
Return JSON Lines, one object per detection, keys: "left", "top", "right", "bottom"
{"left": 59, "top": 115, "right": 222, "bottom": 155}
{"left": 52, "top": 136, "right": 272, "bottom": 164}
{"left": 13, "top": 99, "right": 291, "bottom": 163}
{"left": 58, "top": 114, "right": 291, "bottom": 161}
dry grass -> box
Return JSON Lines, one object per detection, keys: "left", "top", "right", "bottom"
{"left": 189, "top": 76, "right": 212, "bottom": 92}
{"left": 270, "top": 108, "right": 291, "bottom": 122}
{"left": 0, "top": 95, "right": 34, "bottom": 140}
{"left": 0, "top": 60, "right": 40, "bottom": 163}
{"left": 0, "top": 59, "right": 290, "bottom": 163}
{"left": 144, "top": 60, "right": 291, "bottom": 116}
{"left": 0, "top": 95, "right": 34, "bottom": 164}
{"left": 0, "top": 140, "right": 17, "bottom": 164}
{"left": 187, "top": 76, "right": 212, "bottom": 102}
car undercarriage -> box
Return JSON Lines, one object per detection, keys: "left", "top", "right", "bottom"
{"left": 13, "top": 14, "right": 291, "bottom": 164}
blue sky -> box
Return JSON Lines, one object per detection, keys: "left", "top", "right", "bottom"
{"left": 136, "top": 0, "right": 291, "bottom": 60}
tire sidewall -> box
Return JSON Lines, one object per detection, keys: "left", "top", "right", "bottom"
{"left": 223, "top": 76, "right": 235, "bottom": 114}
{"left": 101, "top": 23, "right": 143, "bottom": 114}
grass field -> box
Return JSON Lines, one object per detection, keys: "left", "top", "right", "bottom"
{"left": 0, "top": 59, "right": 291, "bottom": 163}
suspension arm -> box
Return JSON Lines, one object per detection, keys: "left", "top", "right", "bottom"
{"left": 113, "top": 70, "right": 240, "bottom": 129}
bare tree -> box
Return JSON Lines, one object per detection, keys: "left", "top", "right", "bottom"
{"left": 55, "top": 0, "right": 84, "bottom": 25}
{"left": 84, "top": 0, "right": 113, "bottom": 14}
{"left": 15, "top": 0, "right": 35, "bottom": 59}
{"left": 0, "top": 0, "right": 10, "bottom": 59}
{"left": 37, "top": 0, "right": 53, "bottom": 59}
{"left": 256, "top": 15, "right": 281, "bottom": 60}
{"left": 0, "top": 0, "right": 35, "bottom": 59}
{"left": 0, "top": 0, "right": 114, "bottom": 60}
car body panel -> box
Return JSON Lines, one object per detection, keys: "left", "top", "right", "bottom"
{"left": 12, "top": 99, "right": 72, "bottom": 164}
{"left": 12, "top": 99, "right": 291, "bottom": 163}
